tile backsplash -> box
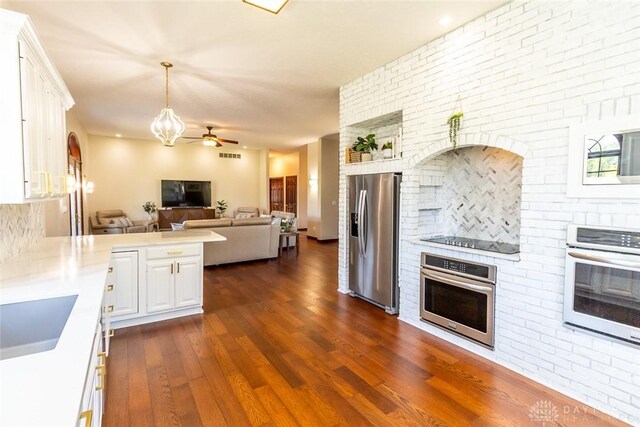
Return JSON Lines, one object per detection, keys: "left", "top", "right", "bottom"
{"left": 0, "top": 203, "right": 44, "bottom": 262}
{"left": 437, "top": 146, "right": 522, "bottom": 244}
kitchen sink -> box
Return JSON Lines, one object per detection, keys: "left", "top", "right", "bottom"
{"left": 0, "top": 295, "right": 78, "bottom": 361}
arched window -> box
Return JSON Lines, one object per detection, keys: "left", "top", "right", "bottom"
{"left": 586, "top": 134, "right": 622, "bottom": 177}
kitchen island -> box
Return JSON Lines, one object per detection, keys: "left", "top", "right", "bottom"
{"left": 0, "top": 230, "right": 225, "bottom": 427}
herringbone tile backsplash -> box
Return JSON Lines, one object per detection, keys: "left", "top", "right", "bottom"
{"left": 0, "top": 203, "right": 44, "bottom": 262}
{"left": 437, "top": 146, "right": 522, "bottom": 244}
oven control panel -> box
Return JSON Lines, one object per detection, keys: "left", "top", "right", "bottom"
{"left": 421, "top": 253, "right": 496, "bottom": 283}
{"left": 576, "top": 227, "right": 640, "bottom": 249}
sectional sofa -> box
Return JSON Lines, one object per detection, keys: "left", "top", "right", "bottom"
{"left": 183, "top": 217, "right": 280, "bottom": 265}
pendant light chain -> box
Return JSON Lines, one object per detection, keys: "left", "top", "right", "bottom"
{"left": 165, "top": 64, "right": 170, "bottom": 108}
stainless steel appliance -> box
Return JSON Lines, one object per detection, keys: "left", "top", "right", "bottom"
{"left": 349, "top": 173, "right": 401, "bottom": 314}
{"left": 421, "top": 236, "right": 519, "bottom": 255}
{"left": 420, "top": 253, "right": 496, "bottom": 348}
{"left": 564, "top": 224, "right": 640, "bottom": 346}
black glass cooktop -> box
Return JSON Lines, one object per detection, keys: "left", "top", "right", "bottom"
{"left": 421, "top": 236, "right": 520, "bottom": 255}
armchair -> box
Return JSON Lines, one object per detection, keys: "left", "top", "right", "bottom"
{"left": 90, "top": 210, "right": 149, "bottom": 234}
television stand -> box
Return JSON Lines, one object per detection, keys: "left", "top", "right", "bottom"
{"left": 158, "top": 208, "right": 216, "bottom": 230}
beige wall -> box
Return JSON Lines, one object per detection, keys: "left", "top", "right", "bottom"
{"left": 297, "top": 145, "right": 308, "bottom": 229}
{"left": 306, "top": 140, "right": 320, "bottom": 237}
{"left": 43, "top": 109, "right": 90, "bottom": 237}
{"left": 307, "top": 134, "right": 339, "bottom": 240}
{"left": 87, "top": 135, "right": 264, "bottom": 221}
{"left": 319, "top": 134, "right": 338, "bottom": 239}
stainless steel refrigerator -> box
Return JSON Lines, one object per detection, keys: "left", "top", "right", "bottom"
{"left": 349, "top": 173, "right": 401, "bottom": 314}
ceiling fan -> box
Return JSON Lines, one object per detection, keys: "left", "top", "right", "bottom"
{"left": 182, "top": 126, "right": 239, "bottom": 148}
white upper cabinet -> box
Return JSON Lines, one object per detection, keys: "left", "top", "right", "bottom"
{"left": 0, "top": 9, "right": 74, "bottom": 203}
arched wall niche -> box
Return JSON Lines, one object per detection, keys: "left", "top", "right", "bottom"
{"left": 412, "top": 133, "right": 528, "bottom": 246}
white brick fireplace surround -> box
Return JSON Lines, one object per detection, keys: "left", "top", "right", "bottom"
{"left": 338, "top": 1, "right": 640, "bottom": 424}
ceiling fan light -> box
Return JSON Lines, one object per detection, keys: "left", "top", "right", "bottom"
{"left": 202, "top": 138, "right": 216, "bottom": 147}
{"left": 151, "top": 107, "right": 185, "bottom": 147}
{"left": 243, "top": 0, "right": 289, "bottom": 14}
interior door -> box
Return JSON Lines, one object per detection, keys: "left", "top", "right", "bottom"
{"left": 285, "top": 175, "right": 297, "bottom": 215}
{"left": 269, "top": 177, "right": 284, "bottom": 212}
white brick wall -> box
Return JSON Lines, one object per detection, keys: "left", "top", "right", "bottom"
{"left": 338, "top": 0, "right": 640, "bottom": 424}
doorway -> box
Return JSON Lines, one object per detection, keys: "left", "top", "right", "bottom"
{"left": 68, "top": 133, "right": 83, "bottom": 236}
{"left": 285, "top": 175, "right": 297, "bottom": 215}
{"left": 269, "top": 177, "right": 284, "bottom": 212}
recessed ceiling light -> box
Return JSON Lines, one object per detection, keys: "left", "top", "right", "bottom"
{"left": 243, "top": 0, "right": 289, "bottom": 14}
{"left": 439, "top": 15, "right": 453, "bottom": 26}
{"left": 115, "top": 133, "right": 122, "bottom": 138}
{"left": 242, "top": 146, "right": 248, "bottom": 149}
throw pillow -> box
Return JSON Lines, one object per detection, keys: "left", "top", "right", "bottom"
{"left": 110, "top": 217, "right": 129, "bottom": 227}
{"left": 235, "top": 213, "right": 256, "bottom": 219}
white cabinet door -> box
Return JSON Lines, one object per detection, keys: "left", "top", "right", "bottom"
{"left": 77, "top": 323, "right": 104, "bottom": 427}
{"left": 146, "top": 259, "right": 175, "bottom": 313}
{"left": 45, "top": 83, "right": 66, "bottom": 196}
{"left": 174, "top": 256, "right": 202, "bottom": 308}
{"left": 108, "top": 251, "right": 139, "bottom": 318}
{"left": 19, "top": 41, "right": 47, "bottom": 199}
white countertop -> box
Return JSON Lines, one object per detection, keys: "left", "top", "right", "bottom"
{"left": 0, "top": 230, "right": 225, "bottom": 427}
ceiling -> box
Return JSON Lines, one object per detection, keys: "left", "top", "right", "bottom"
{"left": 4, "top": 0, "right": 504, "bottom": 150}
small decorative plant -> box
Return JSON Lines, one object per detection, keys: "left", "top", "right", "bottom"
{"left": 216, "top": 200, "right": 228, "bottom": 217}
{"left": 447, "top": 112, "right": 463, "bottom": 149}
{"left": 353, "top": 134, "right": 378, "bottom": 152}
{"left": 142, "top": 201, "right": 157, "bottom": 217}
{"left": 381, "top": 141, "right": 393, "bottom": 159}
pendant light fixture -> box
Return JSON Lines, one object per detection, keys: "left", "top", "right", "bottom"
{"left": 151, "top": 62, "right": 185, "bottom": 147}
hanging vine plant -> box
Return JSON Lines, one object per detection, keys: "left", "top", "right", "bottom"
{"left": 447, "top": 112, "right": 463, "bottom": 149}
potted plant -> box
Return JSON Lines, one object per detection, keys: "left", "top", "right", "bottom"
{"left": 216, "top": 200, "right": 228, "bottom": 217}
{"left": 381, "top": 141, "right": 393, "bottom": 159}
{"left": 142, "top": 201, "right": 157, "bottom": 220}
{"left": 352, "top": 134, "right": 378, "bottom": 162}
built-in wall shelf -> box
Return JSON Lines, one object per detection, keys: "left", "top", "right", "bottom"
{"left": 417, "top": 205, "right": 442, "bottom": 211}
{"left": 343, "top": 110, "right": 404, "bottom": 170}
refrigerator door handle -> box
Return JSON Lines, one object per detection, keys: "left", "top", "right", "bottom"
{"left": 357, "top": 190, "right": 363, "bottom": 256}
{"left": 361, "top": 189, "right": 368, "bottom": 256}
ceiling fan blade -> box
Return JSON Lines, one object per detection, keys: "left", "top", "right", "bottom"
{"left": 216, "top": 142, "right": 223, "bottom": 148}
{"left": 218, "top": 138, "right": 239, "bottom": 144}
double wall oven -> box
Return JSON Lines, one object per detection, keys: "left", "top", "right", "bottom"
{"left": 565, "top": 225, "right": 640, "bottom": 346}
{"left": 420, "top": 253, "right": 497, "bottom": 348}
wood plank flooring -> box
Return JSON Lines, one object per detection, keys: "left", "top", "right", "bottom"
{"left": 104, "top": 234, "right": 627, "bottom": 426}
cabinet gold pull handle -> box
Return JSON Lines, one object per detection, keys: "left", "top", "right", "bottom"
{"left": 79, "top": 409, "right": 93, "bottom": 427}
{"left": 106, "top": 284, "right": 114, "bottom": 291}
{"left": 106, "top": 305, "right": 114, "bottom": 313}
{"left": 177, "top": 262, "right": 180, "bottom": 274}
{"left": 167, "top": 250, "right": 183, "bottom": 255}
{"left": 95, "top": 365, "right": 106, "bottom": 390}
{"left": 103, "top": 328, "right": 115, "bottom": 338}
{"left": 170, "top": 263, "right": 174, "bottom": 274}
{"left": 98, "top": 351, "right": 106, "bottom": 365}
{"left": 108, "top": 267, "right": 113, "bottom": 273}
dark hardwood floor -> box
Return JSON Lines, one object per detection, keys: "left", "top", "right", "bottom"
{"left": 104, "top": 234, "right": 627, "bottom": 426}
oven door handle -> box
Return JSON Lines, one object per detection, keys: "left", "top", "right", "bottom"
{"left": 422, "top": 270, "right": 494, "bottom": 293}
{"left": 567, "top": 252, "right": 640, "bottom": 269}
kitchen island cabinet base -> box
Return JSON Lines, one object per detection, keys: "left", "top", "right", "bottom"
{"left": 110, "top": 306, "right": 203, "bottom": 329}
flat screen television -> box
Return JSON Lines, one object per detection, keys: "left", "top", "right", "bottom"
{"left": 161, "top": 180, "right": 211, "bottom": 208}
